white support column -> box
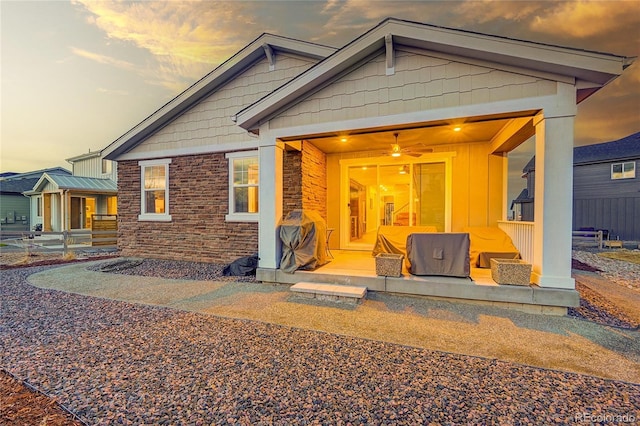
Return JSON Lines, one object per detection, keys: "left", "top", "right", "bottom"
{"left": 258, "top": 134, "right": 284, "bottom": 269}
{"left": 531, "top": 113, "right": 575, "bottom": 289}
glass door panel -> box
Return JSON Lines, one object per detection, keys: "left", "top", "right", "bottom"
{"left": 347, "top": 164, "right": 377, "bottom": 247}
{"left": 379, "top": 164, "right": 411, "bottom": 226}
{"left": 343, "top": 158, "right": 448, "bottom": 250}
{"left": 413, "top": 162, "right": 446, "bottom": 231}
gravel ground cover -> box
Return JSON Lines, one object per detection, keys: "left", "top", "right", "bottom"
{"left": 1, "top": 265, "right": 639, "bottom": 425}
{"left": 572, "top": 249, "right": 640, "bottom": 291}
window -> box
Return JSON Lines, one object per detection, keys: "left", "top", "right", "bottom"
{"left": 226, "top": 151, "right": 259, "bottom": 222}
{"left": 36, "top": 196, "right": 42, "bottom": 217}
{"left": 611, "top": 161, "right": 636, "bottom": 180}
{"left": 138, "top": 159, "right": 171, "bottom": 221}
{"left": 102, "top": 159, "right": 112, "bottom": 174}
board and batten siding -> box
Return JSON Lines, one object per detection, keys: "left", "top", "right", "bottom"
{"left": 270, "top": 49, "right": 557, "bottom": 130}
{"left": 72, "top": 155, "right": 118, "bottom": 181}
{"left": 573, "top": 160, "right": 640, "bottom": 241}
{"left": 128, "top": 54, "right": 317, "bottom": 155}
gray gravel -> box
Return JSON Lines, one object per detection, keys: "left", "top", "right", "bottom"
{"left": 1, "top": 265, "right": 639, "bottom": 425}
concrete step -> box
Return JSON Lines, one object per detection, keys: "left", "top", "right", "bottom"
{"left": 290, "top": 282, "right": 367, "bottom": 304}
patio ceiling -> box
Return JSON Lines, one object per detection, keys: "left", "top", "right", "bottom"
{"left": 284, "top": 110, "right": 537, "bottom": 155}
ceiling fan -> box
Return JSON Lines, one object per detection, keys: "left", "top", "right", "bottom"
{"left": 386, "top": 132, "right": 433, "bottom": 157}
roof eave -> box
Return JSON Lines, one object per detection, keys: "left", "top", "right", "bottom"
{"left": 103, "top": 34, "right": 336, "bottom": 161}
{"left": 236, "top": 18, "right": 631, "bottom": 132}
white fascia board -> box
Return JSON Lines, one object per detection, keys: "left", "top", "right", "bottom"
{"left": 236, "top": 30, "right": 386, "bottom": 131}
{"left": 30, "top": 173, "right": 56, "bottom": 193}
{"left": 103, "top": 33, "right": 335, "bottom": 162}
{"left": 115, "top": 140, "right": 260, "bottom": 162}
{"left": 236, "top": 18, "right": 630, "bottom": 132}
{"left": 65, "top": 150, "right": 102, "bottom": 163}
{"left": 386, "top": 20, "right": 629, "bottom": 83}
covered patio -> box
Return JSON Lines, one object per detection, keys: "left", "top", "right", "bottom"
{"left": 235, "top": 18, "right": 632, "bottom": 310}
{"left": 257, "top": 249, "right": 577, "bottom": 314}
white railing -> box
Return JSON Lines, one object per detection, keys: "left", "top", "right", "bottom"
{"left": 498, "top": 221, "right": 534, "bottom": 264}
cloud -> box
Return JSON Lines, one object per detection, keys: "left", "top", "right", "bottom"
{"left": 72, "top": 0, "right": 259, "bottom": 90}
{"left": 456, "top": 0, "right": 543, "bottom": 23}
{"left": 97, "top": 87, "right": 129, "bottom": 96}
{"left": 70, "top": 46, "right": 135, "bottom": 70}
{"left": 530, "top": 0, "right": 640, "bottom": 39}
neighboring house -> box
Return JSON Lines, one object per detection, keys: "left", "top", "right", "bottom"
{"left": 511, "top": 131, "right": 640, "bottom": 241}
{"left": 0, "top": 167, "right": 71, "bottom": 233}
{"left": 23, "top": 151, "right": 117, "bottom": 232}
{"left": 103, "top": 18, "right": 633, "bottom": 301}
{"left": 510, "top": 157, "right": 536, "bottom": 222}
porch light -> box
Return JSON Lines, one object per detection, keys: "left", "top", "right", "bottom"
{"left": 453, "top": 126, "right": 461, "bottom": 132}
{"left": 340, "top": 137, "right": 348, "bottom": 143}
{"left": 391, "top": 144, "right": 401, "bottom": 157}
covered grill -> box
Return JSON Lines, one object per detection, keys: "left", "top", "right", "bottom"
{"left": 279, "top": 210, "right": 328, "bottom": 273}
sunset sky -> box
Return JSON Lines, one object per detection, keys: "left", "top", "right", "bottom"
{"left": 1, "top": 0, "right": 639, "bottom": 178}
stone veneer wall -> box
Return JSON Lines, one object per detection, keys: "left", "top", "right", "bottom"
{"left": 300, "top": 141, "right": 327, "bottom": 220}
{"left": 282, "top": 141, "right": 327, "bottom": 221}
{"left": 117, "top": 153, "right": 258, "bottom": 263}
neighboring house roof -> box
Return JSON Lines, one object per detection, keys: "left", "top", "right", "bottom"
{"left": 235, "top": 17, "right": 634, "bottom": 132}
{"left": 522, "top": 131, "right": 640, "bottom": 173}
{"left": 0, "top": 177, "right": 40, "bottom": 194}
{"left": 26, "top": 173, "right": 117, "bottom": 195}
{"left": 0, "top": 167, "right": 71, "bottom": 195}
{"left": 0, "top": 167, "right": 70, "bottom": 181}
{"left": 66, "top": 150, "right": 103, "bottom": 164}
{"left": 103, "top": 33, "right": 337, "bottom": 161}
{"left": 573, "top": 131, "right": 640, "bottom": 165}
{"left": 510, "top": 188, "right": 533, "bottom": 210}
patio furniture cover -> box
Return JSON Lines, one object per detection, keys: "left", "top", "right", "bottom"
{"left": 406, "top": 232, "right": 470, "bottom": 277}
{"left": 464, "top": 227, "right": 520, "bottom": 268}
{"left": 372, "top": 225, "right": 438, "bottom": 257}
{"left": 279, "top": 209, "right": 328, "bottom": 273}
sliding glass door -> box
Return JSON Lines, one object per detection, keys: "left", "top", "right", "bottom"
{"left": 342, "top": 156, "right": 450, "bottom": 250}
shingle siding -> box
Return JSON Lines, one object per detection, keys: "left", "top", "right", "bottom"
{"left": 129, "top": 55, "right": 316, "bottom": 155}
{"left": 270, "top": 50, "right": 556, "bottom": 129}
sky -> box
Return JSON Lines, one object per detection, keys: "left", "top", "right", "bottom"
{"left": 1, "top": 0, "right": 639, "bottom": 202}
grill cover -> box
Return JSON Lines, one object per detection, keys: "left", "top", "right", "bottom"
{"left": 406, "top": 232, "right": 470, "bottom": 277}
{"left": 279, "top": 210, "right": 328, "bottom": 273}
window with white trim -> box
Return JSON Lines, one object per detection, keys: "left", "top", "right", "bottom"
{"left": 226, "top": 151, "right": 259, "bottom": 222}
{"left": 138, "top": 159, "right": 172, "bottom": 221}
{"left": 611, "top": 161, "right": 635, "bottom": 180}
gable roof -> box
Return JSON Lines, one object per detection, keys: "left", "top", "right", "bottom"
{"left": 522, "top": 131, "right": 640, "bottom": 173}
{"left": 573, "top": 131, "right": 640, "bottom": 165}
{"left": 103, "top": 33, "right": 336, "bottom": 161}
{"left": 0, "top": 177, "right": 40, "bottom": 194}
{"left": 0, "top": 167, "right": 71, "bottom": 194}
{"left": 0, "top": 167, "right": 70, "bottom": 181}
{"left": 26, "top": 173, "right": 117, "bottom": 195}
{"left": 236, "top": 17, "right": 634, "bottom": 132}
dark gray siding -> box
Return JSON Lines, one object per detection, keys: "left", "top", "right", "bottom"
{"left": 0, "top": 194, "right": 30, "bottom": 232}
{"left": 572, "top": 160, "right": 640, "bottom": 240}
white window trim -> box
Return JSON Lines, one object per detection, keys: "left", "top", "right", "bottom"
{"left": 138, "top": 158, "right": 172, "bottom": 222}
{"left": 225, "top": 150, "right": 259, "bottom": 222}
{"left": 611, "top": 161, "right": 636, "bottom": 180}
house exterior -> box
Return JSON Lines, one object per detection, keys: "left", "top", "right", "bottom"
{"left": 0, "top": 167, "right": 70, "bottom": 233}
{"left": 24, "top": 151, "right": 117, "bottom": 232}
{"left": 514, "top": 132, "right": 640, "bottom": 240}
{"left": 103, "top": 18, "right": 634, "bottom": 305}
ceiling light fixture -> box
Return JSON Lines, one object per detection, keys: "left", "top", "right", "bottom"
{"left": 391, "top": 133, "right": 401, "bottom": 157}
{"left": 453, "top": 126, "right": 462, "bottom": 132}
